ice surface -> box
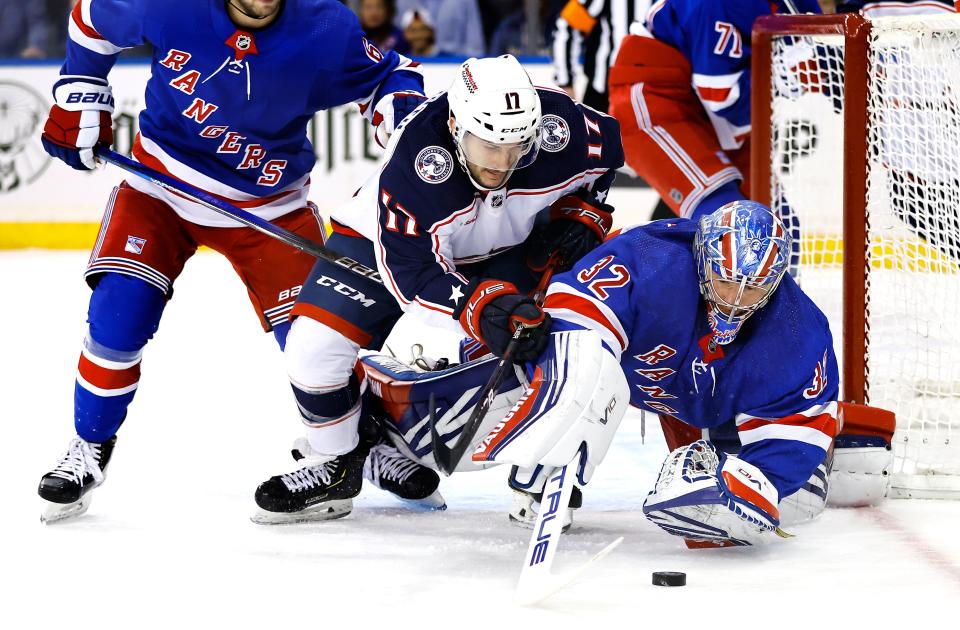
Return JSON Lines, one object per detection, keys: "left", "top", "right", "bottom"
{"left": 3, "top": 251, "right": 959, "bottom": 628}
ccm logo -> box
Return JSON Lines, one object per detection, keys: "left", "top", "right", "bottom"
{"left": 315, "top": 276, "right": 376, "bottom": 307}
{"left": 65, "top": 92, "right": 114, "bottom": 107}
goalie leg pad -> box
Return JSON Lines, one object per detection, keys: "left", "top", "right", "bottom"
{"left": 360, "top": 352, "right": 525, "bottom": 470}
{"left": 828, "top": 403, "right": 895, "bottom": 507}
{"left": 471, "top": 330, "right": 630, "bottom": 485}
{"left": 643, "top": 441, "right": 780, "bottom": 547}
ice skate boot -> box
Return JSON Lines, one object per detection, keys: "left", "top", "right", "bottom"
{"left": 38, "top": 436, "right": 117, "bottom": 524}
{"left": 252, "top": 438, "right": 368, "bottom": 524}
{"left": 508, "top": 486, "right": 582, "bottom": 533}
{"left": 363, "top": 440, "right": 446, "bottom": 509}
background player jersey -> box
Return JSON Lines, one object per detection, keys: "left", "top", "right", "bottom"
{"left": 63, "top": 0, "right": 423, "bottom": 226}
{"left": 644, "top": 0, "right": 821, "bottom": 149}
{"left": 542, "top": 219, "right": 839, "bottom": 498}
{"left": 331, "top": 88, "right": 624, "bottom": 332}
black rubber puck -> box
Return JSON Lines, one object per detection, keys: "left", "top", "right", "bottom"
{"left": 652, "top": 571, "right": 686, "bottom": 587}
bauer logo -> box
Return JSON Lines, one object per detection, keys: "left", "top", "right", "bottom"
{"left": 539, "top": 115, "right": 570, "bottom": 153}
{"left": 415, "top": 146, "right": 454, "bottom": 184}
{"left": 124, "top": 236, "right": 147, "bottom": 255}
{"left": 0, "top": 81, "right": 51, "bottom": 193}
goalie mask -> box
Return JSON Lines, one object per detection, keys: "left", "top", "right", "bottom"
{"left": 447, "top": 55, "right": 542, "bottom": 191}
{"left": 694, "top": 201, "right": 791, "bottom": 345}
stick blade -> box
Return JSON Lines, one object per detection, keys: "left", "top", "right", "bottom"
{"left": 514, "top": 536, "right": 624, "bottom": 606}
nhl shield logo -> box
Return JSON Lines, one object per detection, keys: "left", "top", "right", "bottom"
{"left": 539, "top": 115, "right": 570, "bottom": 153}
{"left": 415, "top": 146, "right": 454, "bottom": 184}
{"left": 236, "top": 34, "right": 252, "bottom": 51}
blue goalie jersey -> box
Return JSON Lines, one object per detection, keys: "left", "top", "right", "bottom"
{"left": 542, "top": 220, "right": 839, "bottom": 498}
{"left": 63, "top": 0, "right": 423, "bottom": 226}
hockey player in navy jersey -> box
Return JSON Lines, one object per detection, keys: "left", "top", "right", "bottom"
{"left": 608, "top": 1, "right": 821, "bottom": 221}
{"left": 36, "top": 0, "right": 427, "bottom": 523}
{"left": 250, "top": 54, "right": 625, "bottom": 523}
{"left": 357, "top": 201, "right": 895, "bottom": 543}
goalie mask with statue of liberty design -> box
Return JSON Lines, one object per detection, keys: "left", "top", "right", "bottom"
{"left": 694, "top": 201, "right": 792, "bottom": 346}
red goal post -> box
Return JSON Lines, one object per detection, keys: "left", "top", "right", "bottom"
{"left": 751, "top": 13, "right": 960, "bottom": 498}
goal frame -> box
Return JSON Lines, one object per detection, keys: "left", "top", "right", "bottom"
{"left": 751, "top": 13, "right": 871, "bottom": 408}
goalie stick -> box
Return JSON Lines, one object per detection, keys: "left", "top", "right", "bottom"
{"left": 429, "top": 255, "right": 561, "bottom": 476}
{"left": 94, "top": 148, "right": 384, "bottom": 285}
{"left": 514, "top": 460, "right": 623, "bottom": 606}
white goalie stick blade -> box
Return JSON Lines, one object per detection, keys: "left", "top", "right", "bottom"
{"left": 514, "top": 463, "right": 624, "bottom": 606}
{"left": 41, "top": 496, "right": 95, "bottom": 524}
{"left": 250, "top": 499, "right": 353, "bottom": 525}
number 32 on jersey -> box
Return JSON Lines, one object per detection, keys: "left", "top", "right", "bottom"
{"left": 577, "top": 255, "right": 630, "bottom": 300}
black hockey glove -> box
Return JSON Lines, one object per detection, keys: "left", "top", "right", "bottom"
{"left": 454, "top": 279, "right": 552, "bottom": 362}
{"left": 528, "top": 194, "right": 614, "bottom": 272}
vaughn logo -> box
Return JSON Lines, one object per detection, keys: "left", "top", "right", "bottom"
{"left": 0, "top": 81, "right": 51, "bottom": 193}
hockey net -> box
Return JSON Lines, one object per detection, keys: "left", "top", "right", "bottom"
{"left": 753, "top": 13, "right": 960, "bottom": 499}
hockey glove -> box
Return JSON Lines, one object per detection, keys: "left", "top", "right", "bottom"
{"left": 41, "top": 76, "right": 114, "bottom": 171}
{"left": 528, "top": 194, "right": 614, "bottom": 272}
{"left": 642, "top": 440, "right": 781, "bottom": 547}
{"left": 374, "top": 92, "right": 427, "bottom": 147}
{"left": 454, "top": 279, "right": 551, "bottom": 362}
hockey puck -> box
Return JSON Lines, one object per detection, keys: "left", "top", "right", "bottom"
{"left": 652, "top": 571, "right": 686, "bottom": 587}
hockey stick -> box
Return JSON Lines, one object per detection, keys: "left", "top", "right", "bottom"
{"left": 94, "top": 148, "right": 384, "bottom": 284}
{"left": 514, "top": 462, "right": 623, "bottom": 606}
{"left": 429, "top": 255, "right": 561, "bottom": 476}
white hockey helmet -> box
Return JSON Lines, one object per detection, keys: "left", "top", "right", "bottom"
{"left": 447, "top": 55, "right": 542, "bottom": 190}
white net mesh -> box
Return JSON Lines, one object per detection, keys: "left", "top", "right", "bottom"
{"left": 766, "top": 15, "right": 960, "bottom": 498}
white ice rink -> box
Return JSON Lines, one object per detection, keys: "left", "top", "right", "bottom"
{"left": 3, "top": 250, "right": 960, "bottom": 629}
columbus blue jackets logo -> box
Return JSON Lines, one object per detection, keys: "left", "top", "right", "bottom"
{"left": 539, "top": 115, "right": 570, "bottom": 153}
{"left": 415, "top": 146, "right": 454, "bottom": 184}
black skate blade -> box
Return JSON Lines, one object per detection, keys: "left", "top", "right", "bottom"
{"left": 41, "top": 496, "right": 93, "bottom": 524}
{"left": 250, "top": 499, "right": 353, "bottom": 525}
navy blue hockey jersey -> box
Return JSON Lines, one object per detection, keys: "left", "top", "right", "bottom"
{"left": 332, "top": 88, "right": 624, "bottom": 332}
{"left": 64, "top": 0, "right": 423, "bottom": 226}
{"left": 542, "top": 220, "right": 839, "bottom": 498}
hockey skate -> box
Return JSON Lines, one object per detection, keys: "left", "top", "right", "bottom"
{"left": 364, "top": 440, "right": 446, "bottom": 510}
{"left": 38, "top": 436, "right": 116, "bottom": 524}
{"left": 508, "top": 486, "right": 582, "bottom": 533}
{"left": 251, "top": 438, "right": 368, "bottom": 525}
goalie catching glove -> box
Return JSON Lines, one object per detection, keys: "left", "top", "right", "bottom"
{"left": 643, "top": 440, "right": 781, "bottom": 547}
{"left": 41, "top": 76, "right": 115, "bottom": 171}
{"left": 454, "top": 279, "right": 551, "bottom": 362}
{"left": 528, "top": 193, "right": 614, "bottom": 272}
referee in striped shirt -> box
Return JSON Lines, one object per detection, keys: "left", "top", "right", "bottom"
{"left": 552, "top": 0, "right": 652, "bottom": 113}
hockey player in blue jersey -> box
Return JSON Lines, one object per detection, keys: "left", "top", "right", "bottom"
{"left": 358, "top": 200, "right": 894, "bottom": 544}
{"left": 608, "top": 0, "right": 821, "bottom": 222}
{"left": 36, "top": 0, "right": 427, "bottom": 523}
{"left": 250, "top": 54, "right": 625, "bottom": 523}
